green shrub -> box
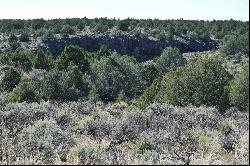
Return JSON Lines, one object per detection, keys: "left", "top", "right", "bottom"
{"left": 117, "top": 20, "right": 130, "bottom": 31}
{"left": 11, "top": 52, "right": 32, "bottom": 71}
{"left": 62, "top": 33, "right": 69, "bottom": 39}
{"left": 116, "top": 90, "right": 128, "bottom": 103}
{"left": 186, "top": 31, "right": 199, "bottom": 40}
{"left": 0, "top": 52, "right": 32, "bottom": 71}
{"left": 94, "top": 23, "right": 109, "bottom": 32}
{"left": 8, "top": 34, "right": 18, "bottom": 43}
{"left": 135, "top": 76, "right": 162, "bottom": 109}
{"left": 0, "top": 67, "right": 21, "bottom": 92}
{"left": 0, "top": 53, "right": 10, "bottom": 64}
{"left": 155, "top": 55, "right": 231, "bottom": 110}
{"left": 19, "top": 33, "right": 30, "bottom": 42}
{"left": 61, "top": 25, "right": 76, "bottom": 35}
{"left": 61, "top": 65, "right": 90, "bottom": 101}
{"left": 91, "top": 54, "right": 146, "bottom": 102}
{"left": 228, "top": 66, "right": 249, "bottom": 111}
{"left": 9, "top": 41, "right": 21, "bottom": 51}
{"left": 31, "top": 19, "right": 45, "bottom": 30}
{"left": 97, "top": 45, "right": 112, "bottom": 58}
{"left": 8, "top": 81, "right": 39, "bottom": 103}
{"left": 155, "top": 47, "right": 186, "bottom": 74}
{"left": 221, "top": 33, "right": 249, "bottom": 55}
{"left": 155, "top": 32, "right": 166, "bottom": 40}
{"left": 91, "top": 56, "right": 124, "bottom": 101}
{"left": 57, "top": 45, "right": 89, "bottom": 73}
{"left": 42, "top": 31, "right": 55, "bottom": 41}
{"left": 88, "top": 85, "right": 101, "bottom": 103}
{"left": 32, "top": 50, "right": 55, "bottom": 70}
{"left": 143, "top": 63, "right": 159, "bottom": 87}
{"left": 40, "top": 71, "right": 64, "bottom": 101}
{"left": 7, "top": 67, "right": 90, "bottom": 103}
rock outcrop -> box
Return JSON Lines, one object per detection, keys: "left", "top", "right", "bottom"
{"left": 43, "top": 34, "right": 220, "bottom": 62}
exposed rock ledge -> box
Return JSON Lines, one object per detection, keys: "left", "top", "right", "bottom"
{"left": 43, "top": 34, "right": 220, "bottom": 62}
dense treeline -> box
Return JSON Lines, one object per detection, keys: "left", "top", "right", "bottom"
{"left": 0, "top": 44, "right": 249, "bottom": 112}
{"left": 0, "top": 18, "right": 248, "bottom": 40}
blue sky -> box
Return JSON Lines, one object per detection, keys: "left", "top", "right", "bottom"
{"left": 0, "top": 0, "right": 249, "bottom": 20}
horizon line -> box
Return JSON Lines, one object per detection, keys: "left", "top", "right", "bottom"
{"left": 0, "top": 17, "right": 249, "bottom": 22}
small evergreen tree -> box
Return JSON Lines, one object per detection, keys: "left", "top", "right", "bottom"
{"left": 57, "top": 45, "right": 89, "bottom": 73}
{"left": 19, "top": 32, "right": 30, "bottom": 42}
{"left": 117, "top": 20, "right": 130, "bottom": 31}
{"left": 116, "top": 90, "right": 128, "bottom": 103}
{"left": 8, "top": 81, "right": 39, "bottom": 103}
{"left": 155, "top": 55, "right": 231, "bottom": 110}
{"left": 32, "top": 50, "right": 50, "bottom": 70}
{"left": 228, "top": 66, "right": 249, "bottom": 111}
{"left": 0, "top": 68, "right": 21, "bottom": 92}
{"left": 61, "top": 24, "right": 76, "bottom": 35}
{"left": 156, "top": 47, "right": 186, "bottom": 74}
{"left": 88, "top": 85, "right": 101, "bottom": 103}
{"left": 11, "top": 52, "right": 32, "bottom": 71}
{"left": 8, "top": 34, "right": 18, "bottom": 43}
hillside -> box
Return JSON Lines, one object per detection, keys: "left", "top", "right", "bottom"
{"left": 0, "top": 18, "right": 249, "bottom": 165}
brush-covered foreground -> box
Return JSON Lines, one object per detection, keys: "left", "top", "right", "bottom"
{"left": 0, "top": 100, "right": 249, "bottom": 165}
{"left": 0, "top": 18, "right": 249, "bottom": 165}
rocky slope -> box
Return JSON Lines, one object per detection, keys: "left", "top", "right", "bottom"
{"left": 0, "top": 32, "right": 220, "bottom": 62}
{"left": 43, "top": 33, "right": 220, "bottom": 61}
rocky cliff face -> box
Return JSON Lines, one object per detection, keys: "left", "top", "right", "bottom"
{"left": 43, "top": 34, "right": 220, "bottom": 62}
